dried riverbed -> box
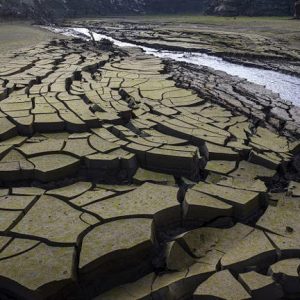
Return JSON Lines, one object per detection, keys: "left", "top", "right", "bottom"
{"left": 0, "top": 22, "right": 299, "bottom": 300}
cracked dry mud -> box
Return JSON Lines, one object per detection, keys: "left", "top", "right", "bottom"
{"left": 0, "top": 35, "right": 299, "bottom": 300}
{"left": 70, "top": 20, "right": 300, "bottom": 78}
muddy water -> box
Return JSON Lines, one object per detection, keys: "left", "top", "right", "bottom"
{"left": 49, "top": 26, "right": 300, "bottom": 106}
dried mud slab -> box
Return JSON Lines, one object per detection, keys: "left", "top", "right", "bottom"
{"left": 0, "top": 241, "right": 75, "bottom": 296}
{"left": 79, "top": 218, "right": 154, "bottom": 290}
{"left": 238, "top": 271, "right": 284, "bottom": 300}
{"left": 83, "top": 183, "right": 181, "bottom": 228}
{"left": 193, "top": 270, "right": 251, "bottom": 299}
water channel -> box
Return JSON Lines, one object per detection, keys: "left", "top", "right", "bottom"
{"left": 48, "top": 26, "right": 300, "bottom": 106}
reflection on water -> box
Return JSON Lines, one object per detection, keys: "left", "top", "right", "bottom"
{"left": 49, "top": 27, "right": 300, "bottom": 106}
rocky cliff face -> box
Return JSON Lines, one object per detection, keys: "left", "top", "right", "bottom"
{"left": 0, "top": 0, "right": 295, "bottom": 22}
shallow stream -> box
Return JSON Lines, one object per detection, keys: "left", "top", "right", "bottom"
{"left": 48, "top": 26, "right": 300, "bottom": 106}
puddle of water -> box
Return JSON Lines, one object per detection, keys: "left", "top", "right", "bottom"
{"left": 49, "top": 26, "right": 300, "bottom": 106}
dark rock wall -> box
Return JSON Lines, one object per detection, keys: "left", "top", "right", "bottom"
{"left": 296, "top": 0, "right": 300, "bottom": 18}
{"left": 143, "top": 0, "right": 214, "bottom": 14}
{"left": 0, "top": 0, "right": 67, "bottom": 22}
{"left": 213, "top": 0, "right": 294, "bottom": 16}
{"left": 65, "top": 0, "right": 145, "bottom": 16}
{"left": 0, "top": 0, "right": 296, "bottom": 22}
